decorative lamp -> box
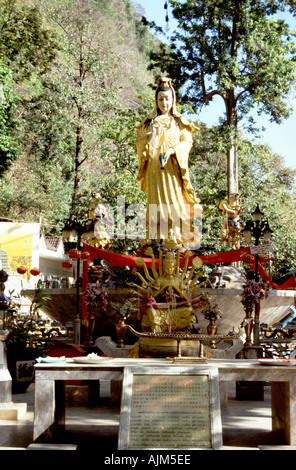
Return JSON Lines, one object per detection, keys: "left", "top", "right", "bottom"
{"left": 61, "top": 220, "right": 71, "bottom": 240}
{"left": 30, "top": 267, "right": 41, "bottom": 276}
{"left": 242, "top": 220, "right": 252, "bottom": 244}
{"left": 17, "top": 266, "right": 27, "bottom": 275}
{"left": 81, "top": 251, "right": 90, "bottom": 260}
{"left": 62, "top": 260, "right": 73, "bottom": 269}
{"left": 252, "top": 204, "right": 263, "bottom": 222}
{"left": 263, "top": 220, "right": 273, "bottom": 241}
{"left": 68, "top": 249, "right": 82, "bottom": 260}
{"left": 61, "top": 216, "right": 81, "bottom": 242}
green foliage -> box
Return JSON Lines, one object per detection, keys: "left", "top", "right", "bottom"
{"left": 189, "top": 122, "right": 296, "bottom": 280}
{"left": 0, "top": 0, "right": 156, "bottom": 227}
{"left": 165, "top": 0, "right": 296, "bottom": 123}
{"left": 6, "top": 280, "right": 52, "bottom": 350}
{"left": 0, "top": 0, "right": 57, "bottom": 80}
{"left": 237, "top": 140, "right": 296, "bottom": 280}
{"left": 0, "top": 61, "right": 20, "bottom": 175}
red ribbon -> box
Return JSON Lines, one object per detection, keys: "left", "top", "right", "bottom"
{"left": 80, "top": 243, "right": 296, "bottom": 316}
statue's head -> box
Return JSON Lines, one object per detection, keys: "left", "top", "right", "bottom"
{"left": 229, "top": 193, "right": 240, "bottom": 204}
{"left": 163, "top": 251, "right": 176, "bottom": 275}
{"left": 155, "top": 77, "right": 177, "bottom": 116}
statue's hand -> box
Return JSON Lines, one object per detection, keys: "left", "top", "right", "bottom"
{"left": 163, "top": 148, "right": 175, "bottom": 166}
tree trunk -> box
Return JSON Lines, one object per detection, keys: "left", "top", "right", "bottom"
{"left": 225, "top": 89, "right": 239, "bottom": 197}
{"left": 70, "top": 123, "right": 83, "bottom": 214}
{"left": 227, "top": 139, "right": 238, "bottom": 196}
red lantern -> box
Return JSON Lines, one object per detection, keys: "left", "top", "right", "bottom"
{"left": 259, "top": 255, "right": 269, "bottom": 264}
{"left": 81, "top": 251, "right": 90, "bottom": 260}
{"left": 68, "top": 249, "right": 82, "bottom": 260}
{"left": 240, "top": 253, "right": 255, "bottom": 265}
{"left": 30, "top": 267, "right": 41, "bottom": 276}
{"left": 17, "top": 266, "right": 27, "bottom": 275}
{"left": 62, "top": 260, "right": 73, "bottom": 269}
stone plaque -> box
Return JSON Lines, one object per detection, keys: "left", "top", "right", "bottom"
{"left": 118, "top": 366, "right": 222, "bottom": 450}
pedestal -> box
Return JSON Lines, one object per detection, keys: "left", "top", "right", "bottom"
{"left": 0, "top": 334, "right": 27, "bottom": 420}
{"left": 0, "top": 335, "right": 11, "bottom": 404}
{"left": 236, "top": 346, "right": 264, "bottom": 400}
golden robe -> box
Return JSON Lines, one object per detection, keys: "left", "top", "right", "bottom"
{"left": 136, "top": 114, "right": 201, "bottom": 244}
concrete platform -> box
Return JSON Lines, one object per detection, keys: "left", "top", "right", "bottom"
{"left": 0, "top": 381, "right": 290, "bottom": 452}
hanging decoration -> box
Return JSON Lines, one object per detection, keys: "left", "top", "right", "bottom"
{"left": 17, "top": 266, "right": 27, "bottom": 275}
{"left": 62, "top": 260, "right": 73, "bottom": 269}
{"left": 164, "top": 0, "right": 169, "bottom": 32}
{"left": 30, "top": 267, "right": 41, "bottom": 276}
{"left": 81, "top": 251, "right": 90, "bottom": 260}
{"left": 81, "top": 243, "right": 296, "bottom": 291}
{"left": 68, "top": 249, "right": 82, "bottom": 260}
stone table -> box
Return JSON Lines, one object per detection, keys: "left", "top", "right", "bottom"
{"left": 33, "top": 358, "right": 296, "bottom": 446}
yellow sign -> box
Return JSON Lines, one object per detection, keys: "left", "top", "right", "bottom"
{"left": 0, "top": 222, "right": 40, "bottom": 279}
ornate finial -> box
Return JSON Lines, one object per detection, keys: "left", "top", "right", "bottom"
{"left": 157, "top": 76, "right": 172, "bottom": 89}
{"left": 163, "top": 238, "right": 178, "bottom": 250}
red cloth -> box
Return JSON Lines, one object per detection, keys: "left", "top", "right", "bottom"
{"left": 80, "top": 243, "right": 296, "bottom": 319}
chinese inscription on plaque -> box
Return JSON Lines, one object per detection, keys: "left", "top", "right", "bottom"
{"left": 128, "top": 374, "right": 211, "bottom": 449}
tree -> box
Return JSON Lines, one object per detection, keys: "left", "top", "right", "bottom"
{"left": 150, "top": 0, "right": 296, "bottom": 197}
{"left": 0, "top": 0, "right": 57, "bottom": 177}
{"left": 0, "top": 0, "right": 158, "bottom": 228}
{"left": 0, "top": 0, "right": 57, "bottom": 81}
{"left": 238, "top": 139, "right": 296, "bottom": 281}
{"left": 37, "top": 0, "right": 155, "bottom": 218}
{"left": 189, "top": 122, "right": 296, "bottom": 280}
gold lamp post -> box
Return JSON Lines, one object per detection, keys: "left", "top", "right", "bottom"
{"left": 242, "top": 205, "right": 273, "bottom": 346}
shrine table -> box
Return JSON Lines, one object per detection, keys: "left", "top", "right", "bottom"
{"left": 33, "top": 358, "right": 296, "bottom": 445}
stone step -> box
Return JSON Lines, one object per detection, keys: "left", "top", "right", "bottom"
{"left": 27, "top": 443, "right": 77, "bottom": 450}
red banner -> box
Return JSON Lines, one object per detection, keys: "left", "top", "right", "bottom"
{"left": 84, "top": 244, "right": 255, "bottom": 269}
{"left": 80, "top": 243, "right": 296, "bottom": 319}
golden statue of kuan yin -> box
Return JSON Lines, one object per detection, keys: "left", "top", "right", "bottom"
{"left": 136, "top": 77, "right": 202, "bottom": 248}
{"left": 130, "top": 245, "right": 205, "bottom": 334}
{"left": 127, "top": 78, "right": 208, "bottom": 338}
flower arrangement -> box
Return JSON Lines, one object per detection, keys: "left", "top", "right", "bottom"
{"left": 83, "top": 284, "right": 108, "bottom": 313}
{"left": 240, "top": 280, "right": 268, "bottom": 310}
{"left": 202, "top": 301, "right": 222, "bottom": 321}
{"left": 110, "top": 301, "right": 133, "bottom": 319}
{"left": 191, "top": 291, "right": 222, "bottom": 321}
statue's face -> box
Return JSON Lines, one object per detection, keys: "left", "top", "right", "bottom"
{"left": 157, "top": 90, "right": 173, "bottom": 115}
{"left": 163, "top": 260, "right": 176, "bottom": 275}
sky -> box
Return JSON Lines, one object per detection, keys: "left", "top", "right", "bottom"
{"left": 134, "top": 0, "right": 296, "bottom": 170}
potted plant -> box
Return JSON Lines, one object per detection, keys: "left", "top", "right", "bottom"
{"left": 6, "top": 280, "right": 51, "bottom": 393}
{"left": 201, "top": 298, "right": 222, "bottom": 349}
{"left": 110, "top": 301, "right": 132, "bottom": 348}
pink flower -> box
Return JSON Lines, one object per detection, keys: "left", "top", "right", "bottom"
{"left": 241, "top": 280, "right": 269, "bottom": 308}
{"left": 83, "top": 284, "right": 108, "bottom": 313}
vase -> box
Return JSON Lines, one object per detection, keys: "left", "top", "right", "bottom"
{"left": 116, "top": 317, "right": 127, "bottom": 348}
{"left": 84, "top": 312, "right": 96, "bottom": 346}
{"left": 207, "top": 317, "right": 217, "bottom": 349}
{"left": 243, "top": 307, "right": 254, "bottom": 347}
